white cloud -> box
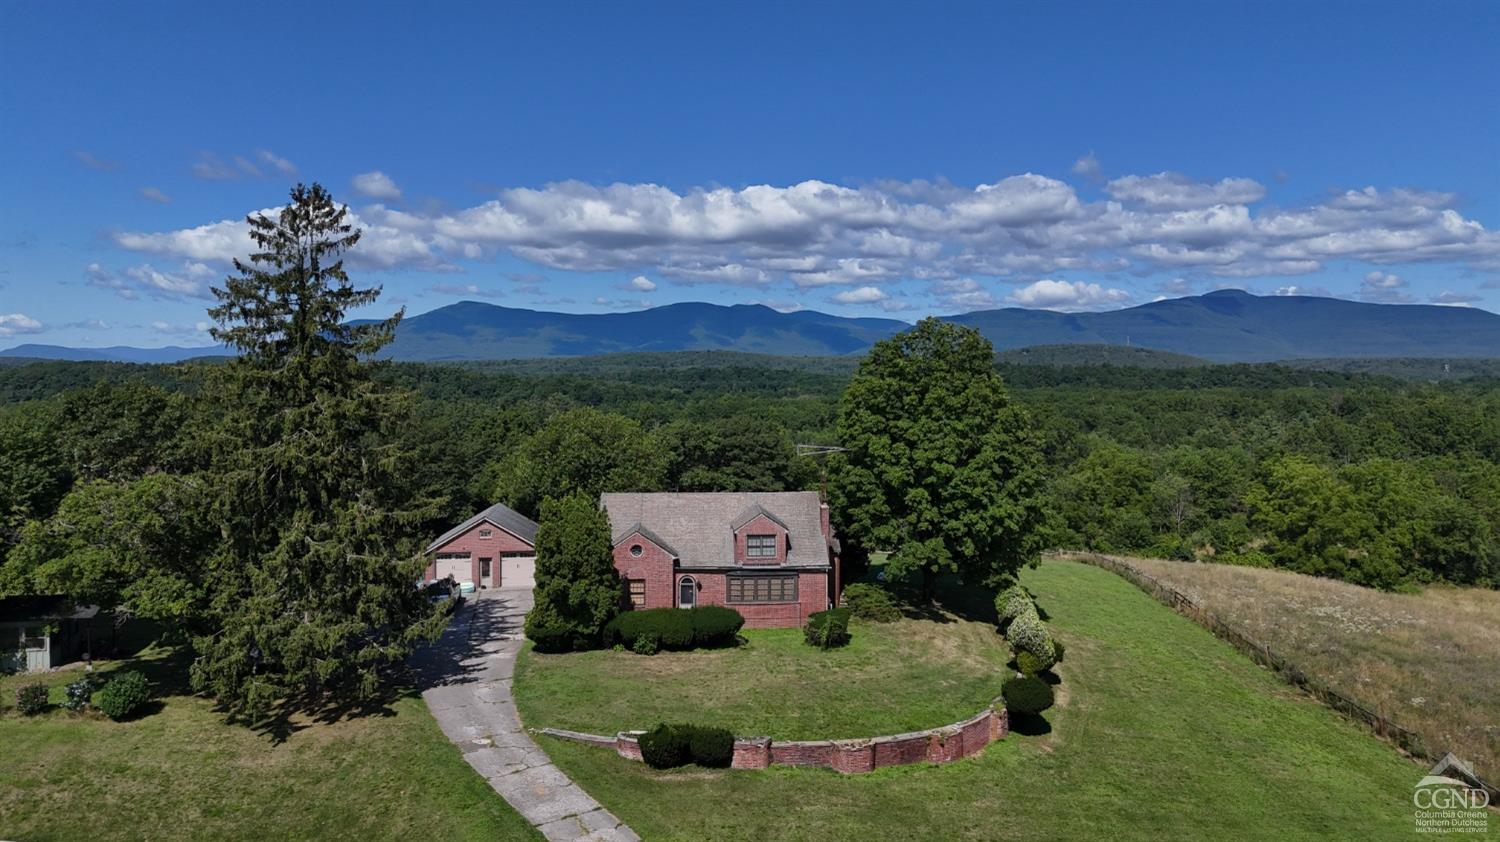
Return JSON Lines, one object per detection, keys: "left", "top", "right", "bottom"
{"left": 72, "top": 150, "right": 120, "bottom": 171}
{"left": 352, "top": 171, "right": 402, "bottom": 200}
{"left": 1072, "top": 152, "right": 1103, "bottom": 184}
{"left": 430, "top": 283, "right": 504, "bottom": 299}
{"left": 930, "top": 278, "right": 1001, "bottom": 312}
{"left": 1429, "top": 290, "right": 1481, "bottom": 306}
{"left": 150, "top": 320, "right": 212, "bottom": 337}
{"left": 256, "top": 149, "right": 297, "bottom": 177}
{"left": 1358, "top": 270, "right": 1414, "bottom": 303}
{"left": 1272, "top": 285, "right": 1333, "bottom": 297}
{"left": 620, "top": 275, "right": 657, "bottom": 292}
{"left": 139, "top": 187, "right": 171, "bottom": 204}
{"left": 124, "top": 263, "right": 217, "bottom": 300}
{"left": 0, "top": 313, "right": 44, "bottom": 337}
{"left": 1006, "top": 279, "right": 1133, "bottom": 311}
{"left": 1106, "top": 172, "right": 1266, "bottom": 209}
{"left": 831, "top": 286, "right": 889, "bottom": 304}
{"left": 115, "top": 172, "right": 1500, "bottom": 293}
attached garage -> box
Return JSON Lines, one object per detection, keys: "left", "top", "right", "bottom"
{"left": 432, "top": 553, "right": 472, "bottom": 585}
{"left": 500, "top": 553, "right": 536, "bottom": 589}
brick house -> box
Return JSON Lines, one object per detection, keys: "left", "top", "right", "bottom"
{"left": 601, "top": 491, "right": 842, "bottom": 628}
{"left": 424, "top": 502, "right": 539, "bottom": 590}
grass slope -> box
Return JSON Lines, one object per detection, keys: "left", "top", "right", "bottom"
{"left": 0, "top": 645, "right": 540, "bottom": 841}
{"left": 516, "top": 612, "right": 1010, "bottom": 740}
{"left": 1126, "top": 555, "right": 1500, "bottom": 783}
{"left": 520, "top": 560, "right": 1439, "bottom": 841}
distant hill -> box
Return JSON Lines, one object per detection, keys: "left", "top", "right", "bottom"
{"left": 995, "top": 344, "right": 1209, "bottom": 368}
{"left": 0, "top": 343, "right": 228, "bottom": 363}
{"left": 949, "top": 290, "right": 1500, "bottom": 362}
{"left": 4, "top": 290, "right": 1497, "bottom": 364}
{"left": 374, "top": 301, "right": 907, "bottom": 360}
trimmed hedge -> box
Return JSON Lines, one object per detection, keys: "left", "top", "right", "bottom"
{"left": 15, "top": 682, "right": 48, "bottom": 715}
{"left": 605, "top": 606, "right": 745, "bottom": 652}
{"left": 95, "top": 670, "right": 152, "bottom": 721}
{"left": 842, "top": 583, "right": 902, "bottom": 622}
{"left": 1006, "top": 605, "right": 1053, "bottom": 659}
{"left": 1002, "top": 675, "right": 1055, "bottom": 715}
{"left": 804, "top": 607, "right": 852, "bottom": 649}
{"left": 639, "top": 722, "right": 736, "bottom": 769}
{"left": 995, "top": 585, "right": 1033, "bottom": 629}
{"left": 1015, "top": 648, "right": 1056, "bottom": 676}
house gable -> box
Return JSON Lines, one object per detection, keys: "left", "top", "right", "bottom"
{"left": 733, "top": 512, "right": 789, "bottom": 565}
{"left": 612, "top": 529, "right": 677, "bottom": 610}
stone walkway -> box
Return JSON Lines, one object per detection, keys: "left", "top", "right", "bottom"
{"left": 414, "top": 589, "right": 637, "bottom": 841}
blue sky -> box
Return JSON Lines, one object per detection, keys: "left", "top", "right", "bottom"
{"left": 2, "top": 0, "right": 1498, "bottom": 348}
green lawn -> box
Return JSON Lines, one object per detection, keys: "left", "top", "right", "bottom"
{"left": 516, "top": 559, "right": 1445, "bottom": 841}
{"left": 516, "top": 610, "right": 1010, "bottom": 740}
{"left": 0, "top": 644, "right": 540, "bottom": 841}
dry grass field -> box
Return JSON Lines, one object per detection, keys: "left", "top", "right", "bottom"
{"left": 1122, "top": 555, "right": 1500, "bottom": 783}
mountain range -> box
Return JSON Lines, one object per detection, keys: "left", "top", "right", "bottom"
{"left": 3, "top": 290, "right": 1497, "bottom": 364}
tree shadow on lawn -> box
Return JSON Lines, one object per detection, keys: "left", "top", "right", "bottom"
{"left": 249, "top": 591, "right": 528, "bottom": 744}
{"left": 1009, "top": 712, "right": 1053, "bottom": 736}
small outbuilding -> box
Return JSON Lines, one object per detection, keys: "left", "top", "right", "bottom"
{"left": 0, "top": 596, "right": 101, "bottom": 673}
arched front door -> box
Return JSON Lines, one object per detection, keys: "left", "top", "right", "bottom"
{"left": 678, "top": 576, "right": 696, "bottom": 608}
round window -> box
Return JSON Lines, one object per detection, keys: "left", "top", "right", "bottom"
{"left": 630, "top": 544, "right": 643, "bottom": 557}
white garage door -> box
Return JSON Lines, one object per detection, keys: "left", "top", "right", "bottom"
{"left": 434, "top": 554, "right": 471, "bottom": 584}
{"left": 500, "top": 554, "right": 536, "bottom": 589}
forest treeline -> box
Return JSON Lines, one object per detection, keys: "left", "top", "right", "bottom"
{"left": 2, "top": 355, "right": 1497, "bottom": 593}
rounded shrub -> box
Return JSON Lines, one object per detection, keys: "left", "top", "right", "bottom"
{"left": 62, "top": 676, "right": 98, "bottom": 711}
{"left": 656, "top": 610, "right": 694, "bottom": 649}
{"left": 842, "top": 583, "right": 901, "bottom": 622}
{"left": 1015, "top": 648, "right": 1055, "bottom": 677}
{"left": 687, "top": 725, "right": 735, "bottom": 768}
{"left": 95, "top": 670, "right": 152, "bottom": 721}
{"left": 15, "top": 682, "right": 49, "bottom": 715}
{"left": 639, "top": 723, "right": 690, "bottom": 769}
{"left": 689, "top": 606, "right": 745, "bottom": 647}
{"left": 995, "top": 585, "right": 1033, "bottom": 628}
{"left": 804, "top": 608, "right": 852, "bottom": 649}
{"left": 1002, "top": 675, "right": 1055, "bottom": 716}
{"left": 1005, "top": 605, "right": 1052, "bottom": 658}
{"left": 632, "top": 634, "right": 659, "bottom": 655}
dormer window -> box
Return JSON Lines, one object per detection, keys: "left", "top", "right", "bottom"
{"left": 746, "top": 534, "right": 777, "bottom": 558}
{"left": 479, "top": 528, "right": 493, "bottom": 539}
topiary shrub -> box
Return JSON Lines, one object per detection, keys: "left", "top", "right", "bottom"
{"left": 639, "top": 722, "right": 690, "bottom": 769}
{"left": 1006, "top": 605, "right": 1052, "bottom": 659}
{"left": 1002, "top": 675, "right": 1055, "bottom": 715}
{"left": 804, "top": 608, "right": 852, "bottom": 649}
{"left": 1015, "top": 648, "right": 1055, "bottom": 677}
{"left": 95, "top": 670, "right": 152, "bottom": 721}
{"left": 689, "top": 606, "right": 745, "bottom": 647}
{"left": 62, "top": 676, "right": 98, "bottom": 712}
{"left": 632, "top": 634, "right": 659, "bottom": 656}
{"left": 995, "top": 585, "right": 1033, "bottom": 630}
{"left": 15, "top": 682, "right": 49, "bottom": 715}
{"left": 842, "top": 583, "right": 901, "bottom": 622}
{"left": 686, "top": 725, "right": 735, "bottom": 768}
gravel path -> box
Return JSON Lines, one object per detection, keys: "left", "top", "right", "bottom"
{"left": 414, "top": 589, "right": 637, "bottom": 841}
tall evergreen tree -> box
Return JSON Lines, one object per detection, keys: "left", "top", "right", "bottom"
{"left": 190, "top": 183, "right": 445, "bottom": 718}
{"left": 524, "top": 492, "right": 622, "bottom": 651}
{"left": 831, "top": 318, "right": 1049, "bottom": 597}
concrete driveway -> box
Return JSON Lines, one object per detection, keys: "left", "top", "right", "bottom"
{"left": 413, "top": 588, "right": 637, "bottom": 841}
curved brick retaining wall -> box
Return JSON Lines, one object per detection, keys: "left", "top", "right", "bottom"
{"left": 539, "top": 698, "right": 1008, "bottom": 774}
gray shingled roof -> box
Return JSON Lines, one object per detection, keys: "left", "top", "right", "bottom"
{"left": 425, "top": 502, "right": 539, "bottom": 554}
{"left": 601, "top": 491, "right": 830, "bottom": 569}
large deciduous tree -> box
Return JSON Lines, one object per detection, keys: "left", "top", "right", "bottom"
{"left": 492, "top": 407, "right": 667, "bottom": 519}
{"left": 524, "top": 492, "right": 622, "bottom": 651}
{"left": 831, "top": 318, "right": 1048, "bottom": 597}
{"left": 189, "top": 183, "right": 446, "bottom": 719}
